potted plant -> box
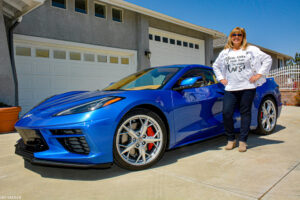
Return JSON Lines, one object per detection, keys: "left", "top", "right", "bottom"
{"left": 0, "top": 102, "right": 21, "bottom": 133}
{"left": 295, "top": 90, "right": 300, "bottom": 106}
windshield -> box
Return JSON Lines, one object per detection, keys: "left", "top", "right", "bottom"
{"left": 104, "top": 67, "right": 180, "bottom": 91}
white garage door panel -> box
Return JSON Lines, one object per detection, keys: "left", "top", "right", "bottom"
{"left": 14, "top": 35, "right": 137, "bottom": 114}
{"left": 149, "top": 28, "right": 205, "bottom": 67}
{"left": 18, "top": 75, "right": 33, "bottom": 89}
{"left": 34, "top": 62, "right": 50, "bottom": 75}
{"left": 52, "top": 64, "right": 69, "bottom": 76}
{"left": 17, "top": 61, "right": 33, "bottom": 74}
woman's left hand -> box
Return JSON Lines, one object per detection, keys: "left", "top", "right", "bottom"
{"left": 249, "top": 74, "right": 262, "bottom": 83}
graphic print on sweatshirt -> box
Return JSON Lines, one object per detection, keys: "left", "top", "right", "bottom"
{"left": 225, "top": 55, "right": 246, "bottom": 73}
{"left": 224, "top": 49, "right": 256, "bottom": 91}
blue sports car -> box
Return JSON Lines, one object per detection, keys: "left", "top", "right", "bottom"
{"left": 15, "top": 64, "right": 282, "bottom": 170}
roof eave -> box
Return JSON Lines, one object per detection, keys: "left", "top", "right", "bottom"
{"left": 252, "top": 43, "right": 293, "bottom": 59}
{"left": 213, "top": 38, "right": 293, "bottom": 59}
{"left": 99, "top": 0, "right": 226, "bottom": 39}
{"left": 3, "top": 0, "right": 45, "bottom": 20}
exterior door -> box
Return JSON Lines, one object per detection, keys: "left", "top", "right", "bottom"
{"left": 171, "top": 68, "right": 224, "bottom": 147}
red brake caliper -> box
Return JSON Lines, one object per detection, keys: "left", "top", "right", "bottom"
{"left": 146, "top": 126, "right": 155, "bottom": 151}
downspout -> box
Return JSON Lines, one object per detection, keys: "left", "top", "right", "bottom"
{"left": 7, "top": 17, "right": 22, "bottom": 106}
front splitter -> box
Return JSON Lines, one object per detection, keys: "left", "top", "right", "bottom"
{"left": 15, "top": 142, "right": 113, "bottom": 169}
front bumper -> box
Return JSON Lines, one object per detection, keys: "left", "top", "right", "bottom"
{"left": 14, "top": 116, "right": 118, "bottom": 168}
{"left": 15, "top": 139, "right": 112, "bottom": 169}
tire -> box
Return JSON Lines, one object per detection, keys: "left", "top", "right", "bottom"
{"left": 255, "top": 97, "right": 277, "bottom": 135}
{"left": 113, "top": 108, "right": 167, "bottom": 170}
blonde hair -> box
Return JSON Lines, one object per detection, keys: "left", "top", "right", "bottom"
{"left": 224, "top": 27, "right": 248, "bottom": 50}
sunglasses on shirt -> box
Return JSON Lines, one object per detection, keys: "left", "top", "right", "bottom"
{"left": 232, "top": 34, "right": 243, "bottom": 37}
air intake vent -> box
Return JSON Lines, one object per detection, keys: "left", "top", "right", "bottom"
{"left": 57, "top": 136, "right": 90, "bottom": 155}
{"left": 51, "top": 129, "right": 83, "bottom": 135}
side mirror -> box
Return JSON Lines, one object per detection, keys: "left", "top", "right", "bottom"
{"left": 173, "top": 76, "right": 203, "bottom": 91}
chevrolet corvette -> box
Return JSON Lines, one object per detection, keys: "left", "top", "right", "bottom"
{"left": 15, "top": 64, "right": 282, "bottom": 170}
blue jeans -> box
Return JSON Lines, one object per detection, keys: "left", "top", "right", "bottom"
{"left": 223, "top": 89, "right": 256, "bottom": 142}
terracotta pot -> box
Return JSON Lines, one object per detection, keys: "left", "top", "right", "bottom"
{"left": 0, "top": 106, "right": 21, "bottom": 133}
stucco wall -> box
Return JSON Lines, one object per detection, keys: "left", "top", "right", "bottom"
{"left": 0, "top": 0, "right": 15, "bottom": 106}
{"left": 205, "top": 38, "right": 213, "bottom": 66}
{"left": 14, "top": 0, "right": 139, "bottom": 50}
{"left": 213, "top": 48, "right": 222, "bottom": 61}
{"left": 268, "top": 52, "right": 278, "bottom": 70}
{"left": 136, "top": 14, "right": 150, "bottom": 70}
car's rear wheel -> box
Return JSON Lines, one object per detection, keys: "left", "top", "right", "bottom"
{"left": 255, "top": 97, "right": 277, "bottom": 135}
{"left": 113, "top": 108, "right": 167, "bottom": 170}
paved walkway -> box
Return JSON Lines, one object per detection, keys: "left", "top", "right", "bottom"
{"left": 0, "top": 106, "right": 299, "bottom": 200}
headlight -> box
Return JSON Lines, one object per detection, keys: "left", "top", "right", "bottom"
{"left": 54, "top": 96, "right": 124, "bottom": 116}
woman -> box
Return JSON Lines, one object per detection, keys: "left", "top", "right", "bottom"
{"left": 213, "top": 27, "right": 272, "bottom": 152}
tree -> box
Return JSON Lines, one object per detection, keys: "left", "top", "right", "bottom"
{"left": 295, "top": 53, "right": 300, "bottom": 65}
{"left": 287, "top": 59, "right": 294, "bottom": 66}
{"left": 288, "top": 52, "right": 300, "bottom": 65}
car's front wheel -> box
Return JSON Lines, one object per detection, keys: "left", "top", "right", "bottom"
{"left": 255, "top": 97, "right": 277, "bottom": 134}
{"left": 113, "top": 108, "right": 167, "bottom": 170}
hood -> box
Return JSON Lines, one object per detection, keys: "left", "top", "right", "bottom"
{"left": 28, "top": 90, "right": 126, "bottom": 116}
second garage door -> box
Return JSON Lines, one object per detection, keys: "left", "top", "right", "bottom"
{"left": 149, "top": 28, "right": 205, "bottom": 67}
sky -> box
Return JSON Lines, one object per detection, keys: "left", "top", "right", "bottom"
{"left": 126, "top": 0, "right": 300, "bottom": 58}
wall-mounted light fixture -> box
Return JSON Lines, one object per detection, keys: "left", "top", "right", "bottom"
{"left": 144, "top": 50, "right": 151, "bottom": 59}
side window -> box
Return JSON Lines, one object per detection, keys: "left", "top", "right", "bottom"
{"left": 203, "top": 70, "right": 217, "bottom": 85}
{"left": 174, "top": 68, "right": 217, "bottom": 88}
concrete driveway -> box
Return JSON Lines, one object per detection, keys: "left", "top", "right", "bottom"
{"left": 0, "top": 106, "right": 299, "bottom": 200}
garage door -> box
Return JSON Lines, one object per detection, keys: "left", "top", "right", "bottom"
{"left": 149, "top": 27, "right": 205, "bottom": 67}
{"left": 14, "top": 34, "right": 137, "bottom": 114}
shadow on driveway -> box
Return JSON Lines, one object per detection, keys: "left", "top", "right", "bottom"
{"left": 247, "top": 124, "right": 286, "bottom": 149}
{"left": 23, "top": 124, "right": 286, "bottom": 181}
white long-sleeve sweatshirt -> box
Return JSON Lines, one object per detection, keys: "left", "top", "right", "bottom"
{"left": 212, "top": 45, "right": 272, "bottom": 91}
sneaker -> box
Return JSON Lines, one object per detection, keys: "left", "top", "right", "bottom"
{"left": 238, "top": 141, "right": 247, "bottom": 152}
{"left": 225, "top": 140, "right": 236, "bottom": 150}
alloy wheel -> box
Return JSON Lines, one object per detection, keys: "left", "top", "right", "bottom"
{"left": 260, "top": 99, "right": 277, "bottom": 132}
{"left": 116, "top": 115, "right": 163, "bottom": 166}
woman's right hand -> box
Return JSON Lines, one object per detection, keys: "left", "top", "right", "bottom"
{"left": 220, "top": 79, "right": 228, "bottom": 86}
